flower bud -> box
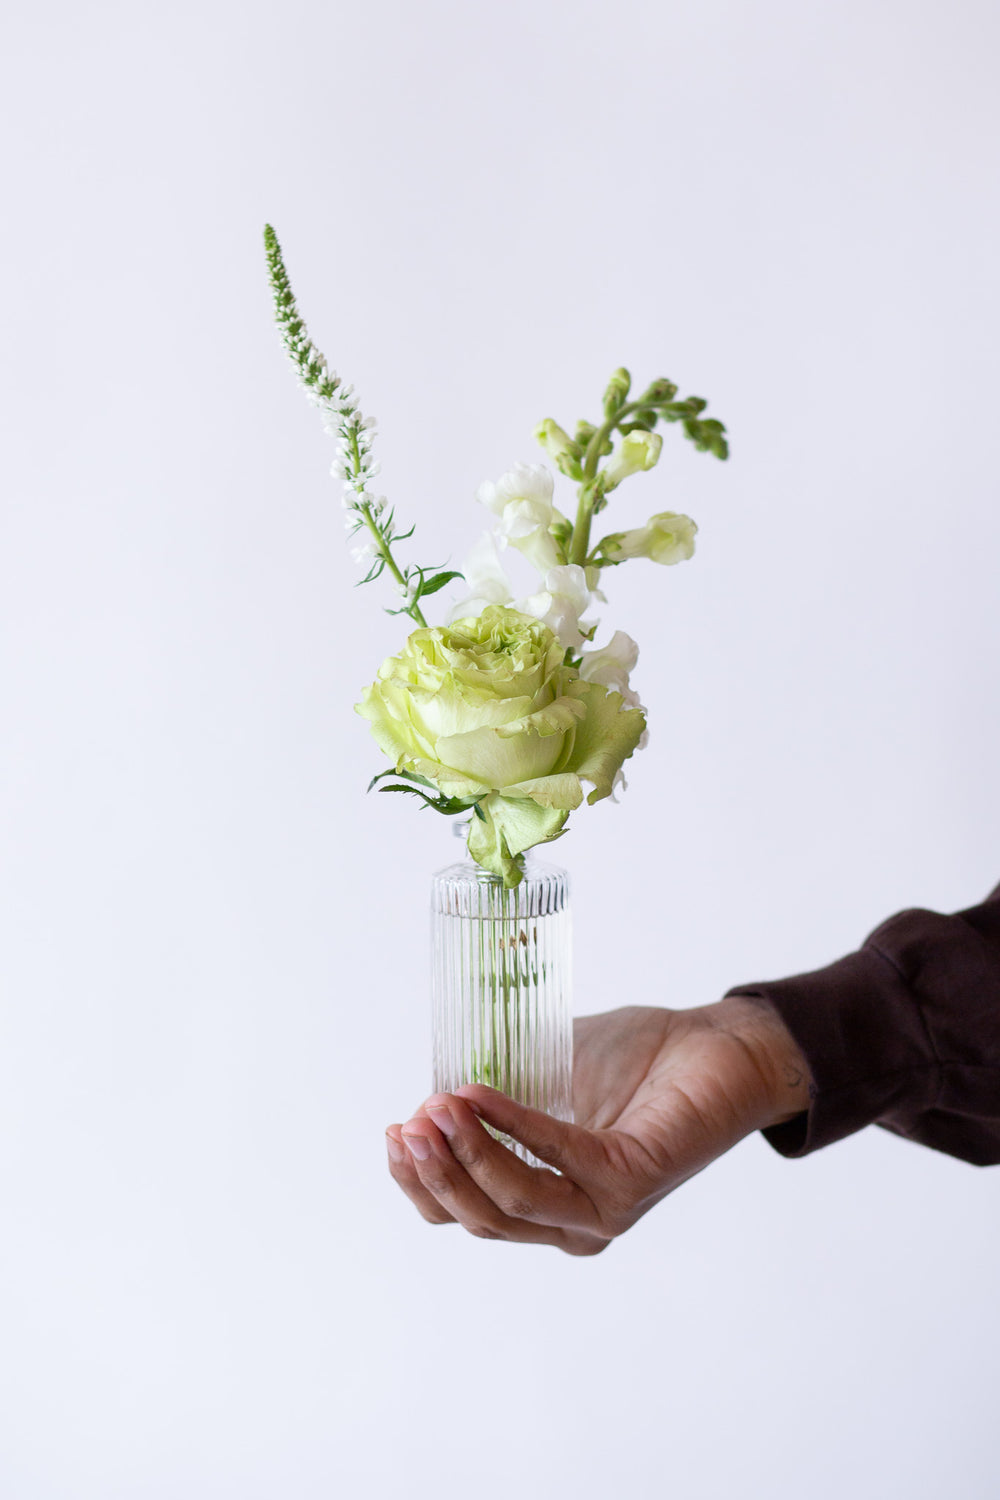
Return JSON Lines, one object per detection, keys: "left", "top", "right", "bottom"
{"left": 602, "top": 367, "right": 631, "bottom": 418}
{"left": 601, "top": 430, "right": 663, "bottom": 490}
{"left": 534, "top": 418, "right": 583, "bottom": 480}
{"left": 637, "top": 377, "right": 678, "bottom": 404}
{"left": 600, "top": 511, "right": 697, "bottom": 566}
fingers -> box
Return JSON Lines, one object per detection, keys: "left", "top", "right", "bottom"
{"left": 453, "top": 1084, "right": 606, "bottom": 1187}
{"left": 423, "top": 1094, "right": 603, "bottom": 1234}
{"left": 385, "top": 1122, "right": 456, "bottom": 1226}
{"left": 386, "top": 1105, "right": 610, "bottom": 1255}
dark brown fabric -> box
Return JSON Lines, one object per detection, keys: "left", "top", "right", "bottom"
{"left": 727, "top": 880, "right": 1000, "bottom": 1165}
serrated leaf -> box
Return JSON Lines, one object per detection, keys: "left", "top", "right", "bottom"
{"left": 376, "top": 784, "right": 440, "bottom": 804}
{"left": 378, "top": 784, "right": 483, "bottom": 817}
{"left": 367, "top": 767, "right": 440, "bottom": 794}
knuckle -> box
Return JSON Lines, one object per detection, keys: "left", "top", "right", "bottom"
{"left": 419, "top": 1167, "right": 454, "bottom": 1199}
{"left": 530, "top": 1135, "right": 563, "bottom": 1168}
{"left": 450, "top": 1138, "right": 485, "bottom": 1171}
{"left": 502, "top": 1195, "right": 537, "bottom": 1219}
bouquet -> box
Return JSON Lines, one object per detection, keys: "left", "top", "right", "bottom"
{"left": 263, "top": 225, "right": 728, "bottom": 1140}
{"left": 263, "top": 225, "right": 727, "bottom": 884}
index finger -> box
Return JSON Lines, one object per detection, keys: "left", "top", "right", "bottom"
{"left": 422, "top": 1094, "right": 606, "bottom": 1236}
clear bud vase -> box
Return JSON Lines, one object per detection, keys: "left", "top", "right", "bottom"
{"left": 431, "top": 826, "right": 573, "bottom": 1166}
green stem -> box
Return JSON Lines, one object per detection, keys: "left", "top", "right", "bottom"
{"left": 349, "top": 407, "right": 427, "bottom": 626}
{"left": 567, "top": 398, "right": 665, "bottom": 566}
{"left": 568, "top": 419, "right": 613, "bottom": 566}
{"left": 358, "top": 503, "right": 427, "bottom": 625}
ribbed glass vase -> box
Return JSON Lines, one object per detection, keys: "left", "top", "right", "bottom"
{"left": 431, "top": 828, "right": 573, "bottom": 1166}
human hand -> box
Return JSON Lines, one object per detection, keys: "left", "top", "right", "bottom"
{"left": 385, "top": 998, "right": 811, "bottom": 1256}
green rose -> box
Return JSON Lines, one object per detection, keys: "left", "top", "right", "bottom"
{"left": 356, "top": 606, "right": 645, "bottom": 885}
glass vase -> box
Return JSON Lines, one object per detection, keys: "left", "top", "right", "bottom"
{"left": 431, "top": 827, "right": 573, "bottom": 1166}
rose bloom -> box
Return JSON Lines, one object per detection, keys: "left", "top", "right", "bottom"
{"left": 356, "top": 606, "right": 645, "bottom": 884}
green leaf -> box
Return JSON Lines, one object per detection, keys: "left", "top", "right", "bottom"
{"left": 367, "top": 767, "right": 439, "bottom": 793}
{"left": 375, "top": 781, "right": 484, "bottom": 818}
{"left": 418, "top": 569, "right": 464, "bottom": 597}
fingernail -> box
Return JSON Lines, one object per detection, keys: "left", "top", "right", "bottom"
{"left": 425, "top": 1104, "right": 456, "bottom": 1137}
{"left": 402, "top": 1131, "right": 431, "bottom": 1161}
{"left": 386, "top": 1133, "right": 404, "bottom": 1163}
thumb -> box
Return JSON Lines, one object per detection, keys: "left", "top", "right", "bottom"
{"left": 454, "top": 1084, "right": 600, "bottom": 1180}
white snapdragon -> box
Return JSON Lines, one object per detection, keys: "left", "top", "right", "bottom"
{"left": 579, "top": 630, "right": 641, "bottom": 705}
{"left": 601, "top": 511, "right": 697, "bottom": 566}
{"left": 448, "top": 533, "right": 516, "bottom": 621}
{"left": 476, "top": 462, "right": 562, "bottom": 574}
{"left": 518, "top": 564, "right": 595, "bottom": 652}
{"left": 602, "top": 430, "right": 663, "bottom": 491}
{"left": 450, "top": 542, "right": 598, "bottom": 654}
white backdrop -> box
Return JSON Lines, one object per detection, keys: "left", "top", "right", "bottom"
{"left": 2, "top": 1, "right": 999, "bottom": 1495}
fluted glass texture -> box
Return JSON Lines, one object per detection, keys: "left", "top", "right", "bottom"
{"left": 431, "top": 850, "right": 572, "bottom": 1164}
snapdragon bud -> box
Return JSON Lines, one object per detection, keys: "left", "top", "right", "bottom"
{"left": 637, "top": 377, "right": 678, "bottom": 404}
{"left": 602, "top": 367, "right": 632, "bottom": 418}
{"left": 600, "top": 511, "right": 698, "bottom": 566}
{"left": 534, "top": 418, "right": 584, "bottom": 480}
{"left": 601, "top": 430, "right": 663, "bottom": 490}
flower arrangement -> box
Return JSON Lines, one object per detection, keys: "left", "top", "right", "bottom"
{"left": 263, "top": 225, "right": 728, "bottom": 888}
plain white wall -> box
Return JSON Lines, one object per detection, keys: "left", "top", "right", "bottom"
{"left": 2, "top": 1, "right": 998, "bottom": 1495}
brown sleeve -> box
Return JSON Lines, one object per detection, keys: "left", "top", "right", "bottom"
{"left": 726, "top": 881, "right": 1000, "bottom": 1165}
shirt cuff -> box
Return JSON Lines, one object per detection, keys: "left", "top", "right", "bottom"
{"left": 726, "top": 944, "right": 941, "bottom": 1158}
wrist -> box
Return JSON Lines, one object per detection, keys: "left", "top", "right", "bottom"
{"left": 714, "top": 992, "right": 812, "bottom": 1130}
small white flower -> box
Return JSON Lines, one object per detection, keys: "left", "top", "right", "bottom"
{"left": 476, "top": 461, "right": 561, "bottom": 575}
{"left": 603, "top": 431, "right": 663, "bottom": 491}
{"left": 602, "top": 512, "right": 697, "bottom": 566}
{"left": 349, "top": 534, "right": 380, "bottom": 566}
{"left": 579, "top": 630, "right": 639, "bottom": 701}
{"left": 517, "top": 563, "right": 595, "bottom": 651}
{"left": 448, "top": 533, "right": 515, "bottom": 622}
{"left": 476, "top": 462, "right": 554, "bottom": 534}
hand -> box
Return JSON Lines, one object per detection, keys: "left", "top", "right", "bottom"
{"left": 385, "top": 996, "right": 811, "bottom": 1256}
